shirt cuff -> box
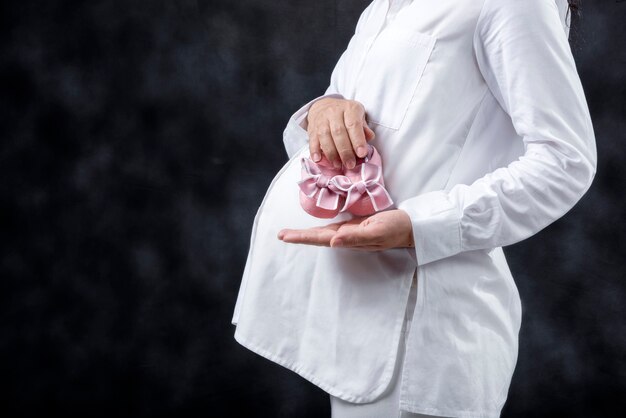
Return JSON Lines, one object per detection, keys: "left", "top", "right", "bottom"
{"left": 396, "top": 190, "right": 462, "bottom": 266}
{"left": 282, "top": 93, "right": 345, "bottom": 159}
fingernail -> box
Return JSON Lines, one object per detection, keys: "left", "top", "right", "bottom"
{"left": 356, "top": 146, "right": 367, "bottom": 158}
{"left": 346, "top": 159, "right": 355, "bottom": 169}
{"left": 332, "top": 239, "right": 343, "bottom": 247}
{"left": 333, "top": 160, "right": 342, "bottom": 169}
{"left": 277, "top": 231, "right": 284, "bottom": 239}
{"left": 312, "top": 152, "right": 321, "bottom": 162}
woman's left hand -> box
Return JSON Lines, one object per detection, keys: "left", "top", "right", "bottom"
{"left": 277, "top": 209, "right": 414, "bottom": 251}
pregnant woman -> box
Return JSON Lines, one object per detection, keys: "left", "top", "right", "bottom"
{"left": 232, "top": 0, "right": 596, "bottom": 417}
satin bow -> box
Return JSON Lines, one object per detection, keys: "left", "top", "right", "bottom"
{"left": 329, "top": 162, "right": 394, "bottom": 212}
{"left": 296, "top": 158, "right": 345, "bottom": 210}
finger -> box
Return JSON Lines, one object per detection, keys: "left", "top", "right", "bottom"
{"left": 308, "top": 125, "right": 322, "bottom": 162}
{"left": 344, "top": 106, "right": 368, "bottom": 159}
{"left": 331, "top": 227, "right": 379, "bottom": 248}
{"left": 279, "top": 227, "right": 337, "bottom": 246}
{"left": 328, "top": 112, "right": 356, "bottom": 169}
{"left": 278, "top": 221, "right": 345, "bottom": 236}
{"left": 317, "top": 121, "right": 341, "bottom": 169}
{"left": 278, "top": 221, "right": 344, "bottom": 241}
{"left": 346, "top": 245, "right": 386, "bottom": 252}
{"left": 364, "top": 122, "right": 376, "bottom": 141}
{"left": 362, "top": 112, "right": 376, "bottom": 141}
{"left": 332, "top": 236, "right": 386, "bottom": 250}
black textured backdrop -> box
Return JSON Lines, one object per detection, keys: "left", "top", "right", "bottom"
{"left": 1, "top": 1, "right": 624, "bottom": 417}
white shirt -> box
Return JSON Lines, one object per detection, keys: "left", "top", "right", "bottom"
{"left": 231, "top": 0, "right": 596, "bottom": 417}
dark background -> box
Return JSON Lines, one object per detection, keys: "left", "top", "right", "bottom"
{"left": 1, "top": 0, "right": 624, "bottom": 417}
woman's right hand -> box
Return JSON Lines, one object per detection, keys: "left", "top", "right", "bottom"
{"left": 306, "top": 97, "right": 376, "bottom": 169}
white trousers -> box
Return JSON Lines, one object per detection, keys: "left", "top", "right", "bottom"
{"left": 329, "top": 272, "right": 446, "bottom": 418}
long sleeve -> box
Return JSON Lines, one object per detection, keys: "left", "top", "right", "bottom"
{"left": 397, "top": 0, "right": 597, "bottom": 266}
{"left": 282, "top": 1, "right": 377, "bottom": 159}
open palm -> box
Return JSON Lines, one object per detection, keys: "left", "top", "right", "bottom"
{"left": 277, "top": 209, "right": 414, "bottom": 251}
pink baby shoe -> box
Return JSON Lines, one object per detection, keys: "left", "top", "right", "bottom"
{"left": 297, "top": 152, "right": 346, "bottom": 218}
{"left": 329, "top": 144, "right": 394, "bottom": 216}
